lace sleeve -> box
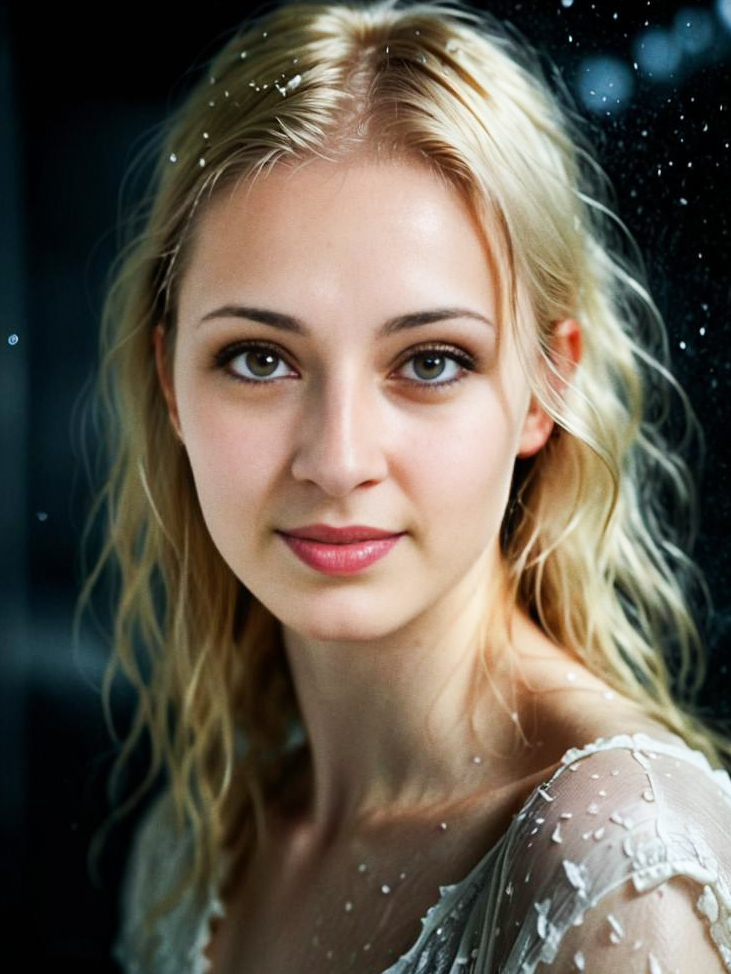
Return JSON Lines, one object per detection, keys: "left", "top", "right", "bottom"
{"left": 114, "top": 792, "right": 224, "bottom": 974}
{"left": 493, "top": 734, "right": 731, "bottom": 973}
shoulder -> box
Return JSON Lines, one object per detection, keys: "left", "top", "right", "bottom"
{"left": 494, "top": 733, "right": 731, "bottom": 973}
{"left": 115, "top": 792, "right": 219, "bottom": 974}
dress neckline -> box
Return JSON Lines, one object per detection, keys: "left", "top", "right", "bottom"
{"left": 200, "top": 731, "right": 726, "bottom": 974}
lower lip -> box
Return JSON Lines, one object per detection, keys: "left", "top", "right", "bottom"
{"left": 279, "top": 533, "right": 403, "bottom": 575}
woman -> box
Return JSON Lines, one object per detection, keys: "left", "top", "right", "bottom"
{"left": 89, "top": 0, "right": 731, "bottom": 971}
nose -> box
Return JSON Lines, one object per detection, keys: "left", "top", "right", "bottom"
{"left": 290, "top": 372, "right": 389, "bottom": 497}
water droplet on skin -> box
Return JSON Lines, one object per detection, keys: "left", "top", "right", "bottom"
{"left": 643, "top": 788, "right": 655, "bottom": 802}
{"left": 399, "top": 871, "right": 407, "bottom": 880}
{"left": 560, "top": 812, "right": 573, "bottom": 820}
{"left": 593, "top": 827, "right": 605, "bottom": 840}
{"left": 587, "top": 803, "right": 599, "bottom": 815}
{"left": 551, "top": 823, "right": 563, "bottom": 844}
{"left": 36, "top": 511, "right": 48, "bottom": 522}
{"left": 591, "top": 773, "right": 600, "bottom": 780}
{"left": 357, "top": 863, "right": 367, "bottom": 873}
{"left": 538, "top": 788, "right": 555, "bottom": 802}
{"left": 566, "top": 671, "right": 577, "bottom": 681}
{"left": 574, "top": 950, "right": 586, "bottom": 970}
{"left": 472, "top": 755, "right": 482, "bottom": 765}
{"left": 168, "top": 152, "right": 178, "bottom": 164}
{"left": 363, "top": 943, "right": 371, "bottom": 952}
{"left": 344, "top": 901, "right": 353, "bottom": 912}
{"left": 381, "top": 884, "right": 391, "bottom": 894}
{"left": 326, "top": 949, "right": 333, "bottom": 960}
{"left": 7, "top": 333, "right": 19, "bottom": 346}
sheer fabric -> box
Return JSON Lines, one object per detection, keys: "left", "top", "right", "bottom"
{"left": 116, "top": 733, "right": 731, "bottom": 973}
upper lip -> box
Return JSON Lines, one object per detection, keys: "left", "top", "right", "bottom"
{"left": 280, "top": 524, "right": 401, "bottom": 543}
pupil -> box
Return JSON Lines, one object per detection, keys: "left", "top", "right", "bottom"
{"left": 249, "top": 350, "right": 278, "bottom": 376}
{"left": 415, "top": 354, "right": 445, "bottom": 380}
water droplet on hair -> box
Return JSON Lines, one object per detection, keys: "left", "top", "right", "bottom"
{"left": 357, "top": 862, "right": 367, "bottom": 873}
{"left": 209, "top": 75, "right": 216, "bottom": 85}
{"left": 203, "top": 132, "right": 210, "bottom": 140}
{"left": 399, "top": 871, "right": 407, "bottom": 880}
{"left": 240, "top": 51, "right": 248, "bottom": 59}
{"left": 381, "top": 884, "right": 391, "bottom": 894}
{"left": 7, "top": 333, "right": 19, "bottom": 346}
{"left": 438, "top": 821, "right": 448, "bottom": 831}
{"left": 36, "top": 511, "right": 48, "bottom": 522}
{"left": 344, "top": 900, "right": 353, "bottom": 912}
{"left": 363, "top": 942, "right": 371, "bottom": 952}
{"left": 198, "top": 158, "right": 206, "bottom": 168}
{"left": 417, "top": 54, "right": 426, "bottom": 63}
{"left": 168, "top": 152, "right": 178, "bottom": 164}
{"left": 286, "top": 74, "right": 302, "bottom": 93}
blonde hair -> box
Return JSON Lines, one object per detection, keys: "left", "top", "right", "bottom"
{"left": 80, "top": 0, "right": 728, "bottom": 899}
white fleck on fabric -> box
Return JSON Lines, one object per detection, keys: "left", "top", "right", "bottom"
{"left": 116, "top": 733, "right": 731, "bottom": 973}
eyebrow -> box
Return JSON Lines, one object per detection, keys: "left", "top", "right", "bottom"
{"left": 199, "top": 305, "right": 495, "bottom": 337}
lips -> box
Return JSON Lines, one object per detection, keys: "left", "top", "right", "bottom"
{"left": 280, "top": 524, "right": 400, "bottom": 544}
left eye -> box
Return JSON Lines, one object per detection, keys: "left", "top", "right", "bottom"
{"left": 398, "top": 350, "right": 465, "bottom": 384}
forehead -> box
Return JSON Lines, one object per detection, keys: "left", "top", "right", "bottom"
{"left": 177, "top": 157, "right": 503, "bottom": 327}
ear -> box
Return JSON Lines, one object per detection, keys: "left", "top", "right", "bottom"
{"left": 153, "top": 324, "right": 183, "bottom": 441}
{"left": 517, "top": 318, "right": 581, "bottom": 459}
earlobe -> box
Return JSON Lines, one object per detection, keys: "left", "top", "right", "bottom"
{"left": 152, "top": 324, "right": 183, "bottom": 441}
{"left": 516, "top": 318, "right": 581, "bottom": 459}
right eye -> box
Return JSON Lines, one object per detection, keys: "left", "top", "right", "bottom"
{"left": 215, "top": 342, "right": 298, "bottom": 383}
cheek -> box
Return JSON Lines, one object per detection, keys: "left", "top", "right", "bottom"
{"left": 179, "top": 396, "right": 287, "bottom": 529}
{"left": 403, "top": 396, "right": 520, "bottom": 531}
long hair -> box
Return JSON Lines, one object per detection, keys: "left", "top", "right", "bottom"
{"left": 80, "top": 0, "right": 728, "bottom": 901}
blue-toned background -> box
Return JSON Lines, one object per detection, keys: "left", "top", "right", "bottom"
{"left": 1, "top": 0, "right": 729, "bottom": 966}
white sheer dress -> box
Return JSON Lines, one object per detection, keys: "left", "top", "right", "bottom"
{"left": 116, "top": 732, "right": 731, "bottom": 973}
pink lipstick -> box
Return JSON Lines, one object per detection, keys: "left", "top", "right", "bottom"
{"left": 277, "top": 524, "right": 403, "bottom": 575}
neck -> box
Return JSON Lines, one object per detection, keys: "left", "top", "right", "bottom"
{"left": 280, "top": 555, "right": 530, "bottom": 844}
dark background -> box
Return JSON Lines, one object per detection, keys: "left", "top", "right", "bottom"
{"left": 1, "top": 0, "right": 729, "bottom": 967}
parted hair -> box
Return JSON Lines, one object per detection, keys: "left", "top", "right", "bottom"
{"left": 81, "top": 0, "right": 727, "bottom": 900}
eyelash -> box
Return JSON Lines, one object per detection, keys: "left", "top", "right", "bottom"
{"left": 212, "top": 340, "right": 478, "bottom": 389}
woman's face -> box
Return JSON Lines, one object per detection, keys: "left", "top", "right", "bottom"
{"left": 161, "top": 157, "right": 553, "bottom": 644}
